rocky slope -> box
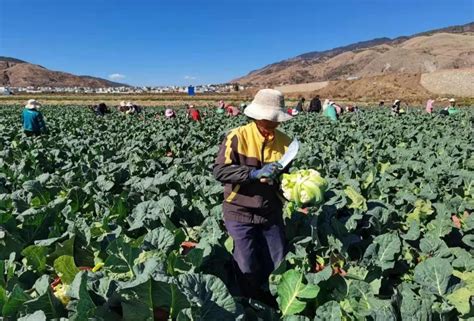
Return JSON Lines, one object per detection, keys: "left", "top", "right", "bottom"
{"left": 233, "top": 22, "right": 474, "bottom": 86}
{"left": 0, "top": 57, "right": 127, "bottom": 88}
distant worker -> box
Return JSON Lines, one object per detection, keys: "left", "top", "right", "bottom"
{"left": 165, "top": 108, "right": 176, "bottom": 119}
{"left": 425, "top": 99, "right": 435, "bottom": 114}
{"left": 240, "top": 102, "right": 247, "bottom": 110}
{"left": 440, "top": 98, "right": 459, "bottom": 116}
{"left": 333, "top": 102, "right": 343, "bottom": 116}
{"left": 295, "top": 97, "right": 305, "bottom": 112}
{"left": 125, "top": 102, "right": 135, "bottom": 115}
{"left": 391, "top": 99, "right": 401, "bottom": 116}
{"left": 308, "top": 95, "right": 322, "bottom": 113}
{"left": 226, "top": 104, "right": 241, "bottom": 116}
{"left": 118, "top": 101, "right": 128, "bottom": 113}
{"left": 322, "top": 99, "right": 330, "bottom": 112}
{"left": 379, "top": 101, "right": 385, "bottom": 108}
{"left": 125, "top": 102, "right": 142, "bottom": 115}
{"left": 187, "top": 104, "right": 201, "bottom": 121}
{"left": 22, "top": 99, "right": 47, "bottom": 136}
{"left": 95, "top": 103, "right": 109, "bottom": 116}
{"left": 324, "top": 101, "right": 338, "bottom": 122}
{"left": 216, "top": 100, "right": 226, "bottom": 114}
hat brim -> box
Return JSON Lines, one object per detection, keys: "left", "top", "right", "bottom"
{"left": 26, "top": 103, "right": 40, "bottom": 109}
{"left": 244, "top": 103, "right": 292, "bottom": 122}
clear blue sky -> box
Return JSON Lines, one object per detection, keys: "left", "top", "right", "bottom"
{"left": 1, "top": 0, "right": 472, "bottom": 86}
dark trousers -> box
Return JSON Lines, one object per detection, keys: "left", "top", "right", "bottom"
{"left": 24, "top": 131, "right": 40, "bottom": 137}
{"left": 224, "top": 219, "right": 286, "bottom": 300}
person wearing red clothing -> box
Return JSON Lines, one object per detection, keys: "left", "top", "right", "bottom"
{"left": 226, "top": 105, "right": 241, "bottom": 116}
{"left": 186, "top": 104, "right": 201, "bottom": 121}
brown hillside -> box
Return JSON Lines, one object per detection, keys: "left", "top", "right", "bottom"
{"left": 0, "top": 59, "right": 127, "bottom": 88}
{"left": 233, "top": 23, "right": 474, "bottom": 87}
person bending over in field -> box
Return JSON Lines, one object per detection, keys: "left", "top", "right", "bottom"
{"left": 216, "top": 100, "right": 226, "bottom": 115}
{"left": 22, "top": 99, "right": 47, "bottom": 136}
{"left": 94, "top": 103, "right": 109, "bottom": 116}
{"left": 164, "top": 108, "right": 176, "bottom": 119}
{"left": 125, "top": 102, "right": 142, "bottom": 115}
{"left": 226, "top": 104, "right": 241, "bottom": 116}
{"left": 214, "top": 89, "right": 293, "bottom": 304}
{"left": 323, "top": 101, "right": 338, "bottom": 122}
{"left": 426, "top": 99, "right": 435, "bottom": 114}
{"left": 440, "top": 98, "right": 459, "bottom": 116}
{"left": 186, "top": 104, "right": 201, "bottom": 121}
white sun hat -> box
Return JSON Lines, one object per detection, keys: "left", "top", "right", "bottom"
{"left": 394, "top": 99, "right": 401, "bottom": 104}
{"left": 244, "top": 89, "right": 292, "bottom": 122}
{"left": 449, "top": 98, "right": 456, "bottom": 102}
{"left": 120, "top": 101, "right": 127, "bottom": 107}
{"left": 165, "top": 108, "right": 175, "bottom": 117}
{"left": 26, "top": 99, "right": 41, "bottom": 109}
{"left": 126, "top": 102, "right": 133, "bottom": 107}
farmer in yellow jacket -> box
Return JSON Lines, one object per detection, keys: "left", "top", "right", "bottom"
{"left": 214, "top": 89, "right": 293, "bottom": 303}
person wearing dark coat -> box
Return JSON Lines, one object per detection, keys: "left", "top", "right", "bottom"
{"left": 295, "top": 97, "right": 305, "bottom": 112}
{"left": 308, "top": 95, "right": 322, "bottom": 113}
{"left": 95, "top": 103, "right": 108, "bottom": 116}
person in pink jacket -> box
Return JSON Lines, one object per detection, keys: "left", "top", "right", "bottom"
{"left": 426, "top": 99, "right": 435, "bottom": 113}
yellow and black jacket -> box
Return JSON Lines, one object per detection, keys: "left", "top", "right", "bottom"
{"left": 213, "top": 122, "right": 291, "bottom": 223}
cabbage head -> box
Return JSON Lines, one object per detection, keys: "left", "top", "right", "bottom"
{"left": 281, "top": 169, "right": 328, "bottom": 207}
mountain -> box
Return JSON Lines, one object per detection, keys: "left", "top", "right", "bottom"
{"left": 0, "top": 57, "right": 128, "bottom": 88}
{"left": 233, "top": 22, "right": 474, "bottom": 86}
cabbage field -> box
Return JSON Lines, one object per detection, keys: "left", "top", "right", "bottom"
{"left": 0, "top": 105, "right": 473, "bottom": 321}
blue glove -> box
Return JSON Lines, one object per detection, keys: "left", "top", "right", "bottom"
{"left": 250, "top": 163, "right": 283, "bottom": 180}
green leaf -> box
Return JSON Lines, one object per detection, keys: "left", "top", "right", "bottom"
{"left": 68, "top": 271, "right": 96, "bottom": 321}
{"left": 344, "top": 186, "right": 368, "bottom": 211}
{"left": 276, "top": 269, "right": 319, "bottom": 316}
{"left": 21, "top": 245, "right": 48, "bottom": 273}
{"left": 363, "top": 233, "right": 401, "bottom": 270}
{"left": 18, "top": 310, "right": 47, "bottom": 321}
{"left": 53, "top": 255, "right": 80, "bottom": 284}
{"left": 314, "top": 301, "right": 343, "bottom": 321}
{"left": 224, "top": 236, "right": 234, "bottom": 253}
{"left": 120, "top": 277, "right": 166, "bottom": 320}
{"left": 177, "top": 273, "right": 237, "bottom": 320}
{"left": 346, "top": 280, "right": 374, "bottom": 317}
{"left": 143, "top": 227, "right": 176, "bottom": 254}
{"left": 399, "top": 283, "right": 433, "bottom": 321}
{"left": 447, "top": 287, "right": 472, "bottom": 315}
{"left": 128, "top": 198, "right": 175, "bottom": 231}
{"left": 2, "top": 285, "right": 30, "bottom": 317}
{"left": 23, "top": 284, "right": 65, "bottom": 319}
{"left": 153, "top": 280, "right": 190, "bottom": 319}
{"left": 413, "top": 257, "right": 452, "bottom": 296}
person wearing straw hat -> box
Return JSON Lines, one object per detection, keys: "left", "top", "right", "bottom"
{"left": 117, "top": 101, "right": 127, "bottom": 113}
{"left": 440, "top": 98, "right": 459, "bottom": 116}
{"left": 214, "top": 89, "right": 292, "bottom": 303}
{"left": 22, "top": 99, "right": 47, "bottom": 136}
{"left": 125, "top": 102, "right": 136, "bottom": 115}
